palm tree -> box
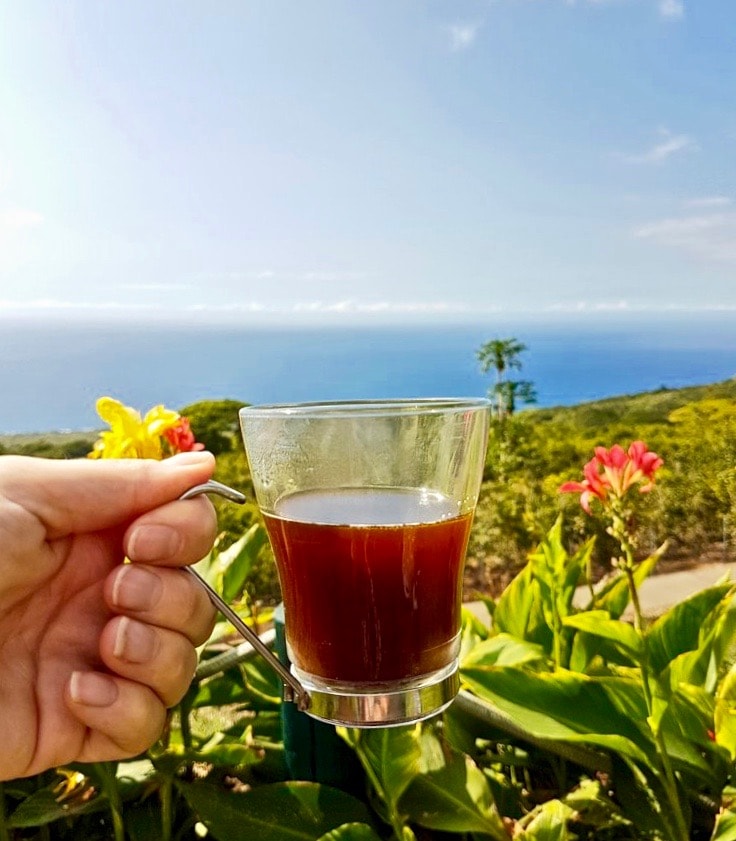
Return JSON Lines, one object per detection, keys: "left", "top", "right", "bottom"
{"left": 476, "top": 338, "right": 536, "bottom": 419}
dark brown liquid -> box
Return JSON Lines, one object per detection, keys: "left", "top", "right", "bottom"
{"left": 264, "top": 488, "right": 473, "bottom": 683}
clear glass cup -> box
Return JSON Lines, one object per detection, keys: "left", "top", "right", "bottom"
{"left": 239, "top": 398, "right": 491, "bottom": 727}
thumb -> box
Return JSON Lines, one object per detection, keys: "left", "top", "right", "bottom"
{"left": 0, "top": 452, "right": 216, "bottom": 538}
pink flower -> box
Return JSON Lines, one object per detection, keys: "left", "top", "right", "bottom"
{"left": 163, "top": 417, "right": 205, "bottom": 454}
{"left": 559, "top": 457, "right": 610, "bottom": 514}
{"left": 560, "top": 441, "right": 663, "bottom": 514}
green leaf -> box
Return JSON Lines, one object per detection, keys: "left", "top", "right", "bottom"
{"left": 715, "top": 663, "right": 736, "bottom": 760}
{"left": 713, "top": 596, "right": 736, "bottom": 680}
{"left": 190, "top": 740, "right": 265, "bottom": 767}
{"left": 220, "top": 523, "right": 267, "bottom": 602}
{"left": 316, "top": 825, "right": 383, "bottom": 841}
{"left": 8, "top": 786, "right": 103, "bottom": 828}
{"left": 242, "top": 655, "right": 284, "bottom": 707}
{"left": 116, "top": 758, "right": 156, "bottom": 785}
{"left": 664, "top": 640, "right": 716, "bottom": 692}
{"left": 397, "top": 729, "right": 508, "bottom": 839}
{"left": 461, "top": 633, "right": 547, "bottom": 669}
{"left": 562, "top": 610, "right": 643, "bottom": 661}
{"left": 493, "top": 564, "right": 552, "bottom": 651}
{"left": 461, "top": 666, "right": 656, "bottom": 769}
{"left": 460, "top": 606, "right": 490, "bottom": 661}
{"left": 125, "top": 799, "right": 167, "bottom": 841}
{"left": 646, "top": 584, "right": 733, "bottom": 675}
{"left": 519, "top": 799, "right": 575, "bottom": 840}
{"left": 558, "top": 779, "right": 630, "bottom": 830}
{"left": 341, "top": 724, "right": 423, "bottom": 813}
{"left": 191, "top": 669, "right": 251, "bottom": 708}
{"left": 589, "top": 547, "right": 663, "bottom": 619}
{"left": 658, "top": 691, "right": 728, "bottom": 787}
{"left": 178, "top": 781, "right": 373, "bottom": 841}
{"left": 712, "top": 807, "right": 736, "bottom": 841}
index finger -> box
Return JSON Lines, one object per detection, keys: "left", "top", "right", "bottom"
{"left": 123, "top": 496, "right": 218, "bottom": 567}
{"left": 0, "top": 452, "right": 215, "bottom": 539}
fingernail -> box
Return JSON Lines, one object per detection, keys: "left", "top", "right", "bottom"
{"left": 166, "top": 451, "right": 214, "bottom": 467}
{"left": 111, "top": 565, "right": 162, "bottom": 612}
{"left": 113, "top": 617, "right": 158, "bottom": 664}
{"left": 127, "top": 524, "right": 181, "bottom": 562}
{"left": 69, "top": 672, "right": 118, "bottom": 707}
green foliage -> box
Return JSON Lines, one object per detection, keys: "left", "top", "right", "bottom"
{"left": 178, "top": 399, "right": 248, "bottom": 455}
{"left": 476, "top": 336, "right": 537, "bottom": 419}
{"left": 458, "top": 520, "right": 736, "bottom": 840}
{"left": 469, "top": 377, "right": 736, "bottom": 579}
{"left": 5, "top": 380, "right": 736, "bottom": 839}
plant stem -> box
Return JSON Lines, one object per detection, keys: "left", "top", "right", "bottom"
{"left": 93, "top": 763, "right": 125, "bottom": 841}
{"left": 160, "top": 776, "right": 173, "bottom": 841}
{"left": 352, "top": 734, "right": 408, "bottom": 841}
{"left": 0, "top": 783, "right": 9, "bottom": 841}
{"left": 623, "top": 562, "right": 689, "bottom": 841}
{"left": 179, "top": 692, "right": 194, "bottom": 753}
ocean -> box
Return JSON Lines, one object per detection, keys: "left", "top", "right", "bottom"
{"left": 1, "top": 312, "right": 736, "bottom": 434}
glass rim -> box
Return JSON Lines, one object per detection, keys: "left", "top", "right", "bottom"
{"left": 239, "top": 397, "right": 492, "bottom": 420}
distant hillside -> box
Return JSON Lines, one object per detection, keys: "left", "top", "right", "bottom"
{"left": 532, "top": 377, "right": 736, "bottom": 427}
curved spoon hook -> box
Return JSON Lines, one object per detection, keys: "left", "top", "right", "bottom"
{"left": 179, "top": 480, "right": 310, "bottom": 712}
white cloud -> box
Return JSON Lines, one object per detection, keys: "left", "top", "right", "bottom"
{"left": 121, "top": 282, "right": 192, "bottom": 291}
{"left": 0, "top": 208, "right": 44, "bottom": 229}
{"left": 659, "top": 0, "right": 684, "bottom": 20}
{"left": 683, "top": 196, "right": 731, "bottom": 209}
{"left": 0, "top": 208, "right": 45, "bottom": 272}
{"left": 622, "top": 130, "right": 695, "bottom": 164}
{"left": 290, "top": 299, "right": 477, "bottom": 315}
{"left": 565, "top": 0, "right": 684, "bottom": 15}
{"left": 547, "top": 299, "right": 632, "bottom": 312}
{"left": 634, "top": 211, "right": 736, "bottom": 263}
{"left": 448, "top": 22, "right": 481, "bottom": 52}
{"left": 0, "top": 299, "right": 157, "bottom": 311}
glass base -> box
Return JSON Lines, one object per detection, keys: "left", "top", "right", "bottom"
{"left": 292, "top": 660, "right": 460, "bottom": 727}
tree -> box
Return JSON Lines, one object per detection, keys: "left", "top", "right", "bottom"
{"left": 178, "top": 398, "right": 249, "bottom": 455}
{"left": 476, "top": 337, "right": 536, "bottom": 419}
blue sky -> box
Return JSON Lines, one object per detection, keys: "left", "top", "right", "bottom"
{"left": 1, "top": 0, "right": 735, "bottom": 323}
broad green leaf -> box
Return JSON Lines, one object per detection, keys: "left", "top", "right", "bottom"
{"left": 657, "top": 691, "right": 728, "bottom": 787}
{"left": 664, "top": 639, "right": 716, "bottom": 693}
{"left": 715, "top": 663, "right": 736, "bottom": 759}
{"left": 493, "top": 564, "right": 552, "bottom": 651}
{"left": 461, "top": 666, "right": 655, "bottom": 768}
{"left": 8, "top": 779, "right": 104, "bottom": 827}
{"left": 220, "top": 523, "right": 267, "bottom": 602}
{"left": 187, "top": 741, "right": 264, "bottom": 767}
{"left": 397, "top": 729, "right": 507, "bottom": 839}
{"left": 242, "top": 655, "right": 283, "bottom": 707}
{"left": 712, "top": 808, "right": 736, "bottom": 841}
{"left": 178, "top": 781, "right": 372, "bottom": 841}
{"left": 563, "top": 611, "right": 643, "bottom": 661}
{"left": 647, "top": 584, "right": 733, "bottom": 675}
{"left": 461, "top": 633, "right": 547, "bottom": 669}
{"left": 604, "top": 755, "right": 675, "bottom": 840}
{"left": 126, "top": 799, "right": 167, "bottom": 841}
{"left": 460, "top": 606, "right": 490, "bottom": 661}
{"left": 116, "top": 758, "right": 156, "bottom": 784}
{"left": 341, "top": 724, "right": 423, "bottom": 813}
{"left": 190, "top": 670, "right": 250, "bottom": 708}
{"left": 568, "top": 627, "right": 603, "bottom": 673}
{"left": 711, "top": 593, "right": 736, "bottom": 688}
{"left": 492, "top": 563, "right": 537, "bottom": 637}
{"left": 317, "top": 825, "right": 383, "bottom": 841}
{"left": 519, "top": 799, "right": 575, "bottom": 840}
{"left": 559, "top": 779, "right": 630, "bottom": 830}
{"left": 589, "top": 547, "right": 663, "bottom": 619}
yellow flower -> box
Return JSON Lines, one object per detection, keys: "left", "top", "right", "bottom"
{"left": 89, "top": 397, "right": 182, "bottom": 460}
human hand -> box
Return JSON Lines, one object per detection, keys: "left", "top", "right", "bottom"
{"left": 0, "top": 451, "right": 219, "bottom": 780}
